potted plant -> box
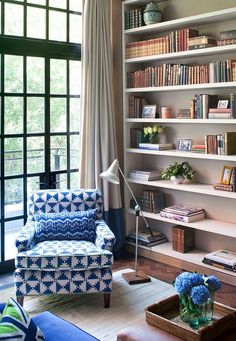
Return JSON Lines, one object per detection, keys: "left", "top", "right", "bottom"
{"left": 161, "top": 161, "right": 196, "bottom": 184}
{"left": 143, "top": 125, "right": 166, "bottom": 144}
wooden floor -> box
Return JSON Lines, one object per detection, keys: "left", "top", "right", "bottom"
{"left": 1, "top": 254, "right": 236, "bottom": 308}
{"left": 112, "top": 253, "right": 236, "bottom": 308}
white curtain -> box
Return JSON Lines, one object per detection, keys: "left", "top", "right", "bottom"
{"left": 79, "top": 0, "right": 123, "bottom": 254}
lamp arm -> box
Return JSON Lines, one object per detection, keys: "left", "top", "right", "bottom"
{"left": 118, "top": 165, "right": 153, "bottom": 237}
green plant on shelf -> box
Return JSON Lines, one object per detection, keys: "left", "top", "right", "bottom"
{"left": 161, "top": 161, "right": 196, "bottom": 181}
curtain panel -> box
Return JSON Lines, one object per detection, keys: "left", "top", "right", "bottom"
{"left": 79, "top": 0, "right": 124, "bottom": 256}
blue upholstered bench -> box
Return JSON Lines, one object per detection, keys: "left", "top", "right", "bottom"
{"left": 0, "top": 303, "right": 99, "bottom": 341}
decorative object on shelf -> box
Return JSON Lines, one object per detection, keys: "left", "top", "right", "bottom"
{"left": 143, "top": 125, "right": 165, "bottom": 144}
{"left": 100, "top": 159, "right": 152, "bottom": 285}
{"left": 174, "top": 271, "right": 221, "bottom": 329}
{"left": 161, "top": 107, "right": 173, "bottom": 118}
{"left": 176, "top": 138, "right": 193, "bottom": 152}
{"left": 143, "top": 1, "right": 162, "bottom": 25}
{"left": 142, "top": 105, "right": 157, "bottom": 118}
{"left": 221, "top": 165, "right": 233, "bottom": 184}
{"left": 161, "top": 161, "right": 196, "bottom": 184}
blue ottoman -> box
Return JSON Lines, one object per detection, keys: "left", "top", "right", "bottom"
{"left": 0, "top": 304, "right": 99, "bottom": 341}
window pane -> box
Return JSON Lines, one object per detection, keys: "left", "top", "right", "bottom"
{"left": 70, "top": 0, "right": 82, "bottom": 12}
{"left": 27, "top": 7, "right": 46, "bottom": 39}
{"left": 69, "top": 60, "right": 81, "bottom": 95}
{"left": 70, "top": 135, "right": 79, "bottom": 169}
{"left": 4, "top": 3, "right": 24, "bottom": 36}
{"left": 50, "top": 98, "right": 67, "bottom": 132}
{"left": 5, "top": 179, "right": 23, "bottom": 217}
{"left": 49, "top": 0, "right": 67, "bottom": 9}
{"left": 27, "top": 0, "right": 46, "bottom": 4}
{"left": 50, "top": 59, "right": 67, "bottom": 94}
{"left": 5, "top": 219, "right": 24, "bottom": 260}
{"left": 27, "top": 97, "right": 45, "bottom": 133}
{"left": 70, "top": 172, "right": 79, "bottom": 189}
{"left": 4, "top": 55, "right": 23, "bottom": 93}
{"left": 27, "top": 57, "right": 45, "bottom": 93}
{"left": 69, "top": 14, "right": 82, "bottom": 44}
{"left": 4, "top": 138, "right": 23, "bottom": 176}
{"left": 56, "top": 173, "right": 67, "bottom": 189}
{"left": 49, "top": 10, "right": 67, "bottom": 42}
{"left": 27, "top": 176, "right": 40, "bottom": 195}
{"left": 70, "top": 98, "right": 80, "bottom": 132}
{"left": 4, "top": 97, "right": 23, "bottom": 134}
{"left": 51, "top": 136, "right": 67, "bottom": 171}
{"left": 27, "top": 137, "right": 45, "bottom": 174}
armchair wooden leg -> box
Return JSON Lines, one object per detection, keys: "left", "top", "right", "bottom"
{"left": 104, "top": 293, "right": 110, "bottom": 308}
{"left": 16, "top": 296, "right": 24, "bottom": 306}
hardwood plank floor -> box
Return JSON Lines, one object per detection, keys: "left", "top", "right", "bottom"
{"left": 112, "top": 253, "right": 236, "bottom": 308}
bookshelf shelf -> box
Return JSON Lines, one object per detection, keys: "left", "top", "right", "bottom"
{"left": 126, "top": 118, "right": 236, "bottom": 124}
{"left": 125, "top": 241, "right": 236, "bottom": 285}
{"left": 125, "top": 82, "right": 236, "bottom": 93}
{"left": 127, "top": 148, "right": 236, "bottom": 162}
{"left": 122, "top": 1, "right": 236, "bottom": 285}
{"left": 125, "top": 44, "right": 236, "bottom": 64}
{"left": 123, "top": 6, "right": 236, "bottom": 35}
{"left": 128, "top": 209, "right": 236, "bottom": 238}
{"left": 127, "top": 178, "right": 236, "bottom": 198}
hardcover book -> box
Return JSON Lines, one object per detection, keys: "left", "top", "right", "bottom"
{"left": 163, "top": 205, "right": 204, "bottom": 216}
{"left": 203, "top": 250, "right": 236, "bottom": 267}
{"left": 129, "top": 169, "right": 162, "bottom": 181}
{"left": 139, "top": 143, "right": 174, "bottom": 150}
{"left": 160, "top": 210, "right": 205, "bottom": 222}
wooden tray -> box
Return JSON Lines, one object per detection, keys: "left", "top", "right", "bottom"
{"left": 145, "top": 294, "right": 236, "bottom": 341}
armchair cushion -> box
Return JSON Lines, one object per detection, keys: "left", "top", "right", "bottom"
{"left": 95, "top": 220, "right": 116, "bottom": 250}
{"left": 34, "top": 209, "right": 97, "bottom": 243}
{"left": 16, "top": 240, "right": 113, "bottom": 271}
{"left": 15, "top": 220, "right": 36, "bottom": 252}
{"left": 0, "top": 297, "right": 44, "bottom": 340}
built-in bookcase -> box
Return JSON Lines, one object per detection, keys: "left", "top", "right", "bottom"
{"left": 122, "top": 0, "right": 236, "bottom": 286}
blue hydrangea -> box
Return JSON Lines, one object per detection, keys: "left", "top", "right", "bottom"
{"left": 206, "top": 275, "right": 221, "bottom": 292}
{"left": 190, "top": 285, "right": 210, "bottom": 305}
{"left": 174, "top": 272, "right": 201, "bottom": 295}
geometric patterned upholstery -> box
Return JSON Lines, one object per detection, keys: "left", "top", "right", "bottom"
{"left": 14, "top": 189, "right": 115, "bottom": 304}
{"left": 16, "top": 240, "right": 113, "bottom": 271}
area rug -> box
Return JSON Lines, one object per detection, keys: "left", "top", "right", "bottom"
{"left": 0, "top": 269, "right": 175, "bottom": 341}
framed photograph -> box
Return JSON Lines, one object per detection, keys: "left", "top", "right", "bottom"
{"left": 142, "top": 105, "right": 157, "bottom": 118}
{"left": 221, "top": 165, "right": 233, "bottom": 185}
{"left": 176, "top": 138, "right": 193, "bottom": 152}
{"left": 217, "top": 100, "right": 229, "bottom": 109}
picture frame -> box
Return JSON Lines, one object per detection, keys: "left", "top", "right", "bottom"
{"left": 176, "top": 138, "right": 193, "bottom": 152}
{"left": 217, "top": 100, "right": 229, "bottom": 109}
{"left": 142, "top": 105, "right": 157, "bottom": 118}
{"left": 221, "top": 165, "right": 233, "bottom": 185}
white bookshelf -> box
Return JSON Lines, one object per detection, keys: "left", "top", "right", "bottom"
{"left": 122, "top": 0, "right": 236, "bottom": 285}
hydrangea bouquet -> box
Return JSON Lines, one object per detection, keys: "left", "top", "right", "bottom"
{"left": 174, "top": 271, "right": 221, "bottom": 329}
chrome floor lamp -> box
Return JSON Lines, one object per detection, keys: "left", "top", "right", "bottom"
{"left": 100, "top": 159, "right": 152, "bottom": 284}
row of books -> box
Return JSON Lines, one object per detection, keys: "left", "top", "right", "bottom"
{"left": 191, "top": 94, "right": 218, "bottom": 119}
{"left": 128, "top": 95, "right": 147, "bottom": 118}
{"left": 126, "top": 28, "right": 199, "bottom": 58}
{"left": 172, "top": 225, "right": 195, "bottom": 253}
{"left": 124, "top": 8, "right": 144, "bottom": 30}
{"left": 130, "top": 189, "right": 164, "bottom": 214}
{"left": 127, "top": 59, "right": 236, "bottom": 88}
{"left": 202, "top": 250, "right": 236, "bottom": 272}
{"left": 160, "top": 205, "right": 205, "bottom": 223}
{"left": 126, "top": 229, "right": 167, "bottom": 247}
{"left": 205, "top": 132, "right": 236, "bottom": 155}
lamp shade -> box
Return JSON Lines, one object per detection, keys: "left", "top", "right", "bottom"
{"left": 100, "top": 159, "right": 120, "bottom": 184}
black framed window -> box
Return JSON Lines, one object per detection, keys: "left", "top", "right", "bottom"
{"left": 0, "top": 0, "right": 82, "bottom": 272}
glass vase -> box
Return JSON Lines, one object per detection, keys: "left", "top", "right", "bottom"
{"left": 179, "top": 294, "right": 189, "bottom": 322}
{"left": 206, "top": 292, "right": 215, "bottom": 321}
{"left": 149, "top": 133, "right": 159, "bottom": 144}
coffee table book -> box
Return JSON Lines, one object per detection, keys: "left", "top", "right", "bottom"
{"left": 145, "top": 294, "right": 236, "bottom": 341}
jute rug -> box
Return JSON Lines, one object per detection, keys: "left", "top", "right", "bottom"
{"left": 0, "top": 269, "right": 175, "bottom": 341}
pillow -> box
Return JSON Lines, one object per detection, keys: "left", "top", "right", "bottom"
{"left": 34, "top": 209, "right": 97, "bottom": 243}
{"left": 0, "top": 297, "right": 44, "bottom": 340}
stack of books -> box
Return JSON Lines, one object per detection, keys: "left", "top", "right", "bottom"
{"left": 208, "top": 108, "right": 232, "bottom": 119}
{"left": 172, "top": 225, "right": 195, "bottom": 253}
{"left": 177, "top": 109, "right": 191, "bottom": 119}
{"left": 126, "top": 229, "right": 168, "bottom": 247}
{"left": 188, "top": 35, "right": 217, "bottom": 50}
{"left": 130, "top": 189, "right": 164, "bottom": 213}
{"left": 202, "top": 250, "right": 236, "bottom": 272}
{"left": 214, "top": 167, "right": 236, "bottom": 192}
{"left": 139, "top": 143, "right": 174, "bottom": 150}
{"left": 217, "top": 30, "right": 236, "bottom": 47}
{"left": 191, "top": 144, "right": 206, "bottom": 153}
{"left": 160, "top": 205, "right": 205, "bottom": 223}
{"left": 129, "top": 169, "right": 162, "bottom": 181}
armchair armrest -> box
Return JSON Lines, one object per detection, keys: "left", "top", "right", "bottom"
{"left": 15, "top": 220, "right": 36, "bottom": 252}
{"left": 95, "top": 219, "right": 116, "bottom": 251}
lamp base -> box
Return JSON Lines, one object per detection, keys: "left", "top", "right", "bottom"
{"left": 122, "top": 270, "right": 151, "bottom": 285}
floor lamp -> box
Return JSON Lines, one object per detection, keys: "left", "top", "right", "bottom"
{"left": 100, "top": 159, "right": 152, "bottom": 284}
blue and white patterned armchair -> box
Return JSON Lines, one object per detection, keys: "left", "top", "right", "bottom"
{"left": 14, "top": 189, "right": 116, "bottom": 308}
